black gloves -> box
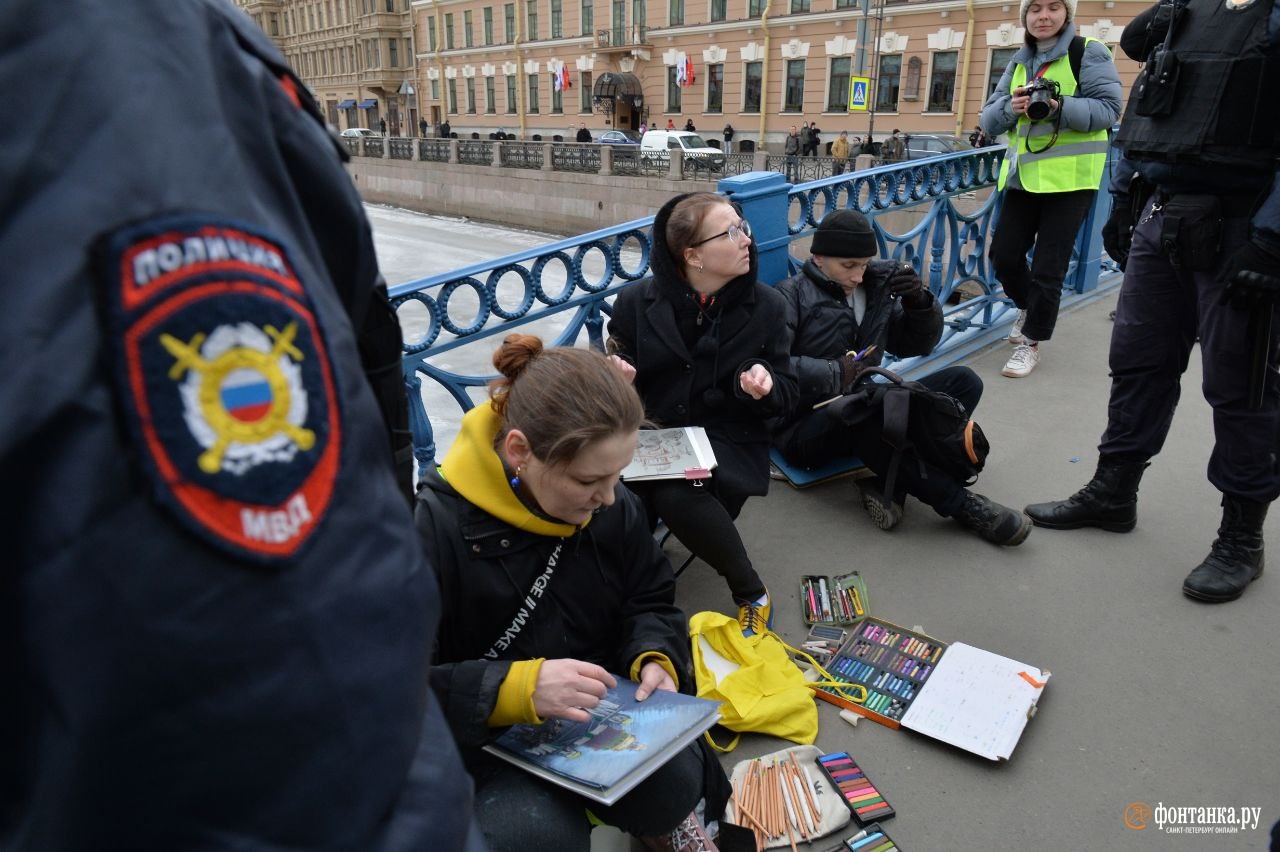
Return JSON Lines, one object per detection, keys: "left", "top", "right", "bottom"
{"left": 1102, "top": 193, "right": 1133, "bottom": 271}
{"left": 837, "top": 353, "right": 868, "bottom": 394}
{"left": 1219, "top": 238, "right": 1280, "bottom": 308}
{"left": 887, "top": 263, "right": 931, "bottom": 309}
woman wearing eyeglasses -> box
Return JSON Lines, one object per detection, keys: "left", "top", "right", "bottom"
{"left": 608, "top": 192, "right": 798, "bottom": 635}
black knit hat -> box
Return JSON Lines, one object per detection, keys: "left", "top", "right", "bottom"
{"left": 810, "top": 210, "right": 877, "bottom": 258}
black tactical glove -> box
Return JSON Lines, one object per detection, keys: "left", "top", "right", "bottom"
{"left": 1218, "top": 238, "right": 1280, "bottom": 309}
{"left": 1102, "top": 193, "right": 1133, "bottom": 270}
{"left": 887, "top": 263, "right": 930, "bottom": 308}
{"left": 837, "top": 353, "right": 869, "bottom": 394}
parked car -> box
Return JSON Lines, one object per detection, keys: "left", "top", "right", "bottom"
{"left": 340, "top": 128, "right": 380, "bottom": 138}
{"left": 902, "top": 134, "right": 971, "bottom": 160}
{"left": 639, "top": 130, "right": 725, "bottom": 171}
{"left": 597, "top": 129, "right": 641, "bottom": 146}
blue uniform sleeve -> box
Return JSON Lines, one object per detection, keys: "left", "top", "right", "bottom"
{"left": 1249, "top": 8, "right": 1280, "bottom": 245}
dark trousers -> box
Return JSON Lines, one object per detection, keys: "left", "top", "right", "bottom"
{"left": 470, "top": 740, "right": 706, "bottom": 850}
{"left": 833, "top": 161, "right": 847, "bottom": 175}
{"left": 628, "top": 479, "right": 765, "bottom": 603}
{"left": 782, "top": 366, "right": 984, "bottom": 516}
{"left": 1099, "top": 198, "right": 1280, "bottom": 503}
{"left": 989, "top": 187, "right": 1096, "bottom": 342}
{"left": 785, "top": 154, "right": 799, "bottom": 182}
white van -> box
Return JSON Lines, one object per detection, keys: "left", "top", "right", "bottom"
{"left": 639, "top": 130, "right": 726, "bottom": 171}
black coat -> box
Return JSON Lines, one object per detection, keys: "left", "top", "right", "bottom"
{"left": 608, "top": 194, "right": 798, "bottom": 498}
{"left": 772, "top": 259, "right": 942, "bottom": 441}
{"left": 417, "top": 470, "right": 690, "bottom": 750}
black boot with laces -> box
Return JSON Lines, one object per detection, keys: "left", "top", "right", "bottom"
{"left": 1182, "top": 496, "right": 1267, "bottom": 603}
{"left": 1025, "top": 457, "right": 1148, "bottom": 532}
{"left": 953, "top": 491, "right": 1032, "bottom": 546}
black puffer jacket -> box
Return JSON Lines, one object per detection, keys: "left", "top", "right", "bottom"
{"left": 608, "top": 193, "right": 799, "bottom": 497}
{"left": 772, "top": 258, "right": 942, "bottom": 438}
{"left": 418, "top": 469, "right": 689, "bottom": 750}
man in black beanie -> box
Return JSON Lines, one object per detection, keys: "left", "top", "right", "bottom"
{"left": 771, "top": 210, "right": 1031, "bottom": 543}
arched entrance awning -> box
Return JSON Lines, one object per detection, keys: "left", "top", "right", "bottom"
{"left": 592, "top": 72, "right": 644, "bottom": 111}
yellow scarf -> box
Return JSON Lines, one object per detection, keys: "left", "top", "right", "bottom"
{"left": 438, "top": 402, "right": 582, "bottom": 537}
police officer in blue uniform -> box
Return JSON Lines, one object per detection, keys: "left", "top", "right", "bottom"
{"left": 1025, "top": 0, "right": 1280, "bottom": 602}
{"left": 1, "top": 1, "right": 485, "bottom": 848}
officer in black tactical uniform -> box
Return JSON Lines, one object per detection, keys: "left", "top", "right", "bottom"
{"left": 1025, "top": 0, "right": 1280, "bottom": 602}
{"left": 1, "top": 1, "right": 484, "bottom": 848}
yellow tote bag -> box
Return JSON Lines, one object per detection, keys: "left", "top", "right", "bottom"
{"left": 688, "top": 611, "right": 820, "bottom": 752}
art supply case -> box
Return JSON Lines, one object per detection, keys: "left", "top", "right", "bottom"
{"left": 800, "top": 571, "right": 870, "bottom": 625}
{"left": 814, "top": 751, "right": 895, "bottom": 826}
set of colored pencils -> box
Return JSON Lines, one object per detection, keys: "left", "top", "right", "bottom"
{"left": 730, "top": 753, "right": 823, "bottom": 852}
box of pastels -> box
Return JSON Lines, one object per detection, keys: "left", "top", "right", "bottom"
{"left": 814, "top": 616, "right": 1051, "bottom": 761}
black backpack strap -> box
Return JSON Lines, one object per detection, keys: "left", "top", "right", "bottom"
{"left": 879, "top": 385, "right": 912, "bottom": 501}
{"left": 1069, "top": 35, "right": 1086, "bottom": 84}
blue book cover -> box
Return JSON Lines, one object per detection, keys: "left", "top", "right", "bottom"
{"left": 484, "top": 678, "right": 721, "bottom": 805}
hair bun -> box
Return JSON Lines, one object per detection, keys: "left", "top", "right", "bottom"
{"left": 492, "top": 333, "right": 545, "bottom": 381}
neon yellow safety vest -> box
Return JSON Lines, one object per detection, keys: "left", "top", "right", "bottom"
{"left": 998, "top": 37, "right": 1110, "bottom": 193}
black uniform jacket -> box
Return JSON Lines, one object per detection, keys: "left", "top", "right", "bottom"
{"left": 417, "top": 468, "right": 691, "bottom": 751}
{"left": 608, "top": 194, "right": 799, "bottom": 497}
{"left": 772, "top": 259, "right": 943, "bottom": 442}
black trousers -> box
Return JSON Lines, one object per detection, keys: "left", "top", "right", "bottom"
{"left": 781, "top": 366, "right": 984, "bottom": 516}
{"left": 989, "top": 187, "right": 1096, "bottom": 342}
{"left": 470, "top": 740, "right": 707, "bottom": 850}
{"left": 1099, "top": 197, "right": 1280, "bottom": 503}
{"left": 627, "top": 478, "right": 765, "bottom": 604}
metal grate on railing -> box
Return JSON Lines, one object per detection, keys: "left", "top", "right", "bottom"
{"left": 419, "top": 138, "right": 451, "bottom": 162}
{"left": 388, "top": 137, "right": 415, "bottom": 160}
{"left": 458, "top": 139, "right": 494, "bottom": 165}
{"left": 500, "top": 141, "right": 545, "bottom": 170}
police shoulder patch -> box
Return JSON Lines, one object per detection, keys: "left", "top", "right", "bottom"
{"left": 100, "top": 216, "right": 342, "bottom": 563}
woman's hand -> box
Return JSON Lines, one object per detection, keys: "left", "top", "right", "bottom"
{"left": 1010, "top": 86, "right": 1031, "bottom": 116}
{"left": 634, "top": 661, "right": 676, "bottom": 701}
{"left": 739, "top": 364, "right": 773, "bottom": 399}
{"left": 532, "top": 659, "right": 618, "bottom": 723}
{"left": 608, "top": 354, "right": 636, "bottom": 384}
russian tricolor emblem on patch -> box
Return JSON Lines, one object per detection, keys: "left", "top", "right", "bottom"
{"left": 99, "top": 216, "right": 342, "bottom": 563}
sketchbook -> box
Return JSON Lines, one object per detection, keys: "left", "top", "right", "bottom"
{"left": 484, "top": 678, "right": 722, "bottom": 805}
{"left": 621, "top": 427, "right": 718, "bottom": 482}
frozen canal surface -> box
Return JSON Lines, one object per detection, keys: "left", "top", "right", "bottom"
{"left": 367, "top": 203, "right": 640, "bottom": 459}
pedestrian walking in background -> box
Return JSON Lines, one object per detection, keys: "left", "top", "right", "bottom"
{"left": 723, "top": 122, "right": 735, "bottom": 152}
{"left": 379, "top": 117, "right": 387, "bottom": 135}
{"left": 784, "top": 125, "right": 801, "bottom": 182}
{"left": 805, "top": 121, "right": 822, "bottom": 156}
{"left": 831, "top": 130, "right": 850, "bottom": 175}
{"left": 684, "top": 118, "right": 696, "bottom": 132}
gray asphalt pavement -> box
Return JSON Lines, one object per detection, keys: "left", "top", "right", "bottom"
{"left": 666, "top": 283, "right": 1279, "bottom": 851}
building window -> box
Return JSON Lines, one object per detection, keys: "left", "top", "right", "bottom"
{"left": 269, "top": 12, "right": 280, "bottom": 35}
{"left": 790, "top": 0, "right": 810, "bottom": 12}
{"left": 580, "top": 71, "right": 592, "bottom": 111}
{"left": 552, "top": 84, "right": 563, "bottom": 113}
{"left": 428, "top": 17, "right": 437, "bottom": 50}
{"left": 835, "top": 0, "right": 855, "bottom": 8}
{"left": 784, "top": 59, "right": 805, "bottom": 112}
{"left": 505, "top": 3, "right": 516, "bottom": 41}
{"left": 388, "top": 38, "right": 398, "bottom": 67}
{"left": 551, "top": 0, "right": 563, "bottom": 36}
{"left": 528, "top": 74, "right": 540, "bottom": 112}
{"left": 464, "top": 10, "right": 474, "bottom": 46}
{"left": 904, "top": 55, "right": 922, "bottom": 101}
{"left": 612, "top": 0, "right": 625, "bottom": 46}
{"left": 710, "top": 0, "right": 726, "bottom": 21}
{"left": 581, "top": 0, "right": 593, "bottom": 34}
{"left": 926, "top": 51, "right": 957, "bottom": 112}
{"left": 526, "top": 0, "right": 538, "bottom": 39}
{"left": 447, "top": 78, "right": 457, "bottom": 113}
{"left": 827, "top": 56, "right": 850, "bottom": 112}
{"left": 669, "top": 0, "right": 683, "bottom": 26}
{"left": 431, "top": 78, "right": 440, "bottom": 100}
{"left": 484, "top": 7, "right": 494, "bottom": 43}
{"left": 876, "top": 54, "right": 901, "bottom": 110}
{"left": 707, "top": 63, "right": 723, "bottom": 112}
{"left": 743, "top": 60, "right": 762, "bottom": 112}
{"left": 506, "top": 75, "right": 517, "bottom": 112}
{"left": 748, "top": 0, "right": 764, "bottom": 14}
{"left": 486, "top": 76, "right": 497, "bottom": 112}
{"left": 988, "top": 48, "right": 1016, "bottom": 96}
{"left": 445, "top": 13, "right": 455, "bottom": 48}
{"left": 632, "top": 0, "right": 646, "bottom": 38}
{"left": 667, "top": 66, "right": 681, "bottom": 112}
{"left": 466, "top": 77, "right": 477, "bottom": 113}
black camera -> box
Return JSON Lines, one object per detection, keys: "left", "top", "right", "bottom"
{"left": 1024, "top": 78, "right": 1061, "bottom": 121}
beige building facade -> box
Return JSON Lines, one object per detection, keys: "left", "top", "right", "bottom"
{"left": 240, "top": 0, "right": 1149, "bottom": 148}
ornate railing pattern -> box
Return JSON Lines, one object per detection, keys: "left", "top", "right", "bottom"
{"left": 500, "top": 141, "right": 546, "bottom": 170}
{"left": 457, "top": 139, "right": 494, "bottom": 165}
{"left": 388, "top": 137, "right": 415, "bottom": 160}
{"left": 418, "top": 138, "right": 451, "bottom": 162}
{"left": 550, "top": 143, "right": 602, "bottom": 173}
{"left": 392, "top": 145, "right": 1118, "bottom": 472}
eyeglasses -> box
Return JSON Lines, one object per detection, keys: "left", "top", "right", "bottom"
{"left": 689, "top": 219, "right": 753, "bottom": 248}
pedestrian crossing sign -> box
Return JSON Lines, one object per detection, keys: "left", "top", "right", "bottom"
{"left": 849, "top": 76, "right": 870, "bottom": 112}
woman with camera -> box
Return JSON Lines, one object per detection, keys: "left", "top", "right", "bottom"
{"left": 980, "top": 0, "right": 1121, "bottom": 378}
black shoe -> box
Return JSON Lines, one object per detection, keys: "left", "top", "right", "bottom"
{"left": 1024, "top": 458, "right": 1148, "bottom": 532}
{"left": 857, "top": 478, "right": 904, "bottom": 531}
{"left": 953, "top": 491, "right": 1032, "bottom": 546}
{"left": 1182, "top": 496, "right": 1267, "bottom": 603}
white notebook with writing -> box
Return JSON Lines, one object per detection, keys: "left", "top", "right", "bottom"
{"left": 621, "top": 427, "right": 718, "bottom": 482}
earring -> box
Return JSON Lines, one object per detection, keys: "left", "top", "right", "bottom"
{"left": 510, "top": 465, "right": 524, "bottom": 489}
{"left": 694, "top": 262, "right": 704, "bottom": 270}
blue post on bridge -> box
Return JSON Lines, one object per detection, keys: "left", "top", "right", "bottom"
{"left": 718, "top": 171, "right": 794, "bottom": 285}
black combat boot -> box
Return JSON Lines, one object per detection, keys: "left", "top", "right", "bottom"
{"left": 1024, "top": 457, "right": 1149, "bottom": 531}
{"left": 953, "top": 491, "right": 1032, "bottom": 546}
{"left": 1182, "top": 496, "right": 1268, "bottom": 603}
